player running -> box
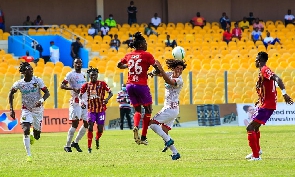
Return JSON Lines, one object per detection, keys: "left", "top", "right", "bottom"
{"left": 246, "top": 51, "right": 293, "bottom": 161}
{"left": 9, "top": 62, "right": 50, "bottom": 162}
{"left": 148, "top": 59, "right": 186, "bottom": 160}
{"left": 61, "top": 58, "right": 88, "bottom": 152}
{"left": 117, "top": 32, "right": 160, "bottom": 145}
{"left": 79, "top": 67, "right": 113, "bottom": 153}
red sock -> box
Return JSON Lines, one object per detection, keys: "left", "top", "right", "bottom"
{"left": 96, "top": 131, "right": 102, "bottom": 140}
{"left": 256, "top": 131, "right": 261, "bottom": 151}
{"left": 133, "top": 112, "right": 141, "bottom": 127}
{"left": 141, "top": 114, "right": 151, "bottom": 137}
{"left": 248, "top": 131, "right": 259, "bottom": 158}
{"left": 87, "top": 131, "right": 93, "bottom": 148}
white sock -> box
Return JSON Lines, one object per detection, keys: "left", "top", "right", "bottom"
{"left": 169, "top": 145, "right": 178, "bottom": 155}
{"left": 74, "top": 126, "right": 86, "bottom": 143}
{"left": 66, "top": 127, "right": 76, "bottom": 147}
{"left": 23, "top": 135, "right": 31, "bottom": 156}
{"left": 150, "top": 124, "right": 170, "bottom": 142}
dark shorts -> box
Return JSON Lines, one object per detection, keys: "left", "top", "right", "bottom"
{"left": 251, "top": 108, "right": 274, "bottom": 125}
{"left": 126, "top": 84, "right": 152, "bottom": 107}
{"left": 88, "top": 112, "right": 105, "bottom": 125}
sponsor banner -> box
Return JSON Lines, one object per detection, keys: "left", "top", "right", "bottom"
{"left": 237, "top": 103, "right": 295, "bottom": 126}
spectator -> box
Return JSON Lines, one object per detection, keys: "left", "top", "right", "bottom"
{"left": 220, "top": 12, "right": 230, "bottom": 30}
{"left": 31, "top": 40, "right": 43, "bottom": 59}
{"left": 34, "top": 15, "right": 43, "bottom": 26}
{"left": 105, "top": 14, "right": 117, "bottom": 28}
{"left": 190, "top": 12, "right": 206, "bottom": 28}
{"left": 110, "top": 34, "right": 121, "bottom": 51}
{"left": 164, "top": 35, "right": 177, "bottom": 48}
{"left": 144, "top": 23, "right": 158, "bottom": 37}
{"left": 251, "top": 27, "right": 263, "bottom": 43}
{"left": 151, "top": 13, "right": 161, "bottom": 29}
{"left": 23, "top": 16, "right": 33, "bottom": 30}
{"left": 223, "top": 27, "right": 232, "bottom": 44}
{"left": 88, "top": 24, "right": 97, "bottom": 38}
{"left": 94, "top": 15, "right": 104, "bottom": 34}
{"left": 253, "top": 18, "right": 264, "bottom": 32}
{"left": 232, "top": 22, "right": 242, "bottom": 40}
{"left": 117, "top": 84, "right": 132, "bottom": 130}
{"left": 122, "top": 34, "right": 133, "bottom": 46}
{"left": 50, "top": 41, "right": 60, "bottom": 64}
{"left": 100, "top": 23, "right": 110, "bottom": 37}
{"left": 239, "top": 17, "right": 250, "bottom": 31}
{"left": 70, "top": 37, "right": 83, "bottom": 61}
{"left": 127, "top": 1, "right": 137, "bottom": 25}
{"left": 21, "top": 51, "right": 34, "bottom": 63}
{"left": 247, "top": 12, "right": 255, "bottom": 25}
{"left": 284, "top": 9, "right": 295, "bottom": 26}
{"left": 263, "top": 32, "right": 282, "bottom": 48}
{"left": 0, "top": 6, "right": 4, "bottom": 32}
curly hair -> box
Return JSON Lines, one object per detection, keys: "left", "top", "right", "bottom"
{"left": 87, "top": 66, "right": 99, "bottom": 74}
{"left": 19, "top": 62, "right": 31, "bottom": 73}
{"left": 128, "top": 32, "right": 146, "bottom": 50}
{"left": 257, "top": 51, "right": 268, "bottom": 62}
{"left": 165, "top": 59, "right": 187, "bottom": 70}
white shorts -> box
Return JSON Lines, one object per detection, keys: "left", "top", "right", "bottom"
{"left": 152, "top": 107, "right": 179, "bottom": 129}
{"left": 20, "top": 108, "right": 44, "bottom": 131}
{"left": 69, "top": 103, "right": 87, "bottom": 121}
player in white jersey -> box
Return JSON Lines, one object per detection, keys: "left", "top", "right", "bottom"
{"left": 9, "top": 62, "right": 50, "bottom": 162}
{"left": 61, "top": 58, "right": 88, "bottom": 152}
{"left": 148, "top": 59, "right": 186, "bottom": 160}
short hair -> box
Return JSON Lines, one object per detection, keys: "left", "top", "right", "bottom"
{"left": 128, "top": 32, "right": 146, "bottom": 49}
{"left": 257, "top": 51, "right": 268, "bottom": 62}
{"left": 76, "top": 37, "right": 80, "bottom": 40}
{"left": 165, "top": 59, "right": 187, "bottom": 70}
{"left": 243, "top": 105, "right": 250, "bottom": 112}
{"left": 87, "top": 66, "right": 99, "bottom": 74}
{"left": 19, "top": 62, "right": 31, "bottom": 73}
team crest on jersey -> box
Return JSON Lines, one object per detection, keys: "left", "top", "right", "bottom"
{"left": 22, "top": 116, "right": 26, "bottom": 120}
{"left": 33, "top": 83, "right": 38, "bottom": 88}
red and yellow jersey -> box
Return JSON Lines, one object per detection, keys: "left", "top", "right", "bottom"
{"left": 120, "top": 50, "right": 156, "bottom": 85}
{"left": 256, "top": 66, "right": 277, "bottom": 109}
{"left": 80, "top": 81, "right": 111, "bottom": 113}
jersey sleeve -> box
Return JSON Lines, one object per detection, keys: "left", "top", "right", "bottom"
{"left": 11, "top": 81, "right": 20, "bottom": 91}
{"left": 37, "top": 77, "right": 47, "bottom": 90}
{"left": 80, "top": 83, "right": 88, "bottom": 94}
{"left": 261, "top": 67, "right": 274, "bottom": 80}
{"left": 120, "top": 54, "right": 128, "bottom": 64}
{"left": 103, "top": 82, "right": 111, "bottom": 93}
{"left": 146, "top": 53, "right": 156, "bottom": 66}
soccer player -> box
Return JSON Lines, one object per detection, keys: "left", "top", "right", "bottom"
{"left": 9, "top": 62, "right": 50, "bottom": 162}
{"left": 148, "top": 59, "right": 186, "bottom": 160}
{"left": 117, "top": 32, "right": 160, "bottom": 145}
{"left": 61, "top": 58, "right": 88, "bottom": 152}
{"left": 79, "top": 67, "right": 113, "bottom": 153}
{"left": 246, "top": 52, "right": 293, "bottom": 161}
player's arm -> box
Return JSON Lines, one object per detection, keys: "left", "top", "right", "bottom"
{"left": 154, "top": 60, "right": 176, "bottom": 86}
{"left": 36, "top": 87, "right": 50, "bottom": 107}
{"left": 271, "top": 74, "right": 293, "bottom": 104}
{"left": 8, "top": 88, "right": 17, "bottom": 119}
{"left": 61, "top": 80, "right": 79, "bottom": 93}
{"left": 117, "top": 61, "right": 128, "bottom": 69}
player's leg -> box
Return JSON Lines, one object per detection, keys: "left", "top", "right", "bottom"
{"left": 246, "top": 121, "right": 261, "bottom": 160}
{"left": 95, "top": 112, "right": 106, "bottom": 149}
{"left": 20, "top": 109, "right": 33, "bottom": 162}
{"left": 125, "top": 108, "right": 132, "bottom": 129}
{"left": 162, "top": 124, "right": 180, "bottom": 160}
{"left": 32, "top": 109, "right": 44, "bottom": 141}
{"left": 140, "top": 104, "right": 152, "bottom": 145}
{"left": 64, "top": 104, "right": 79, "bottom": 152}
{"left": 87, "top": 112, "right": 96, "bottom": 153}
{"left": 72, "top": 108, "right": 88, "bottom": 152}
{"left": 132, "top": 105, "right": 142, "bottom": 144}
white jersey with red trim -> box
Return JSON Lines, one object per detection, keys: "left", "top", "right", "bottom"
{"left": 11, "top": 76, "right": 47, "bottom": 110}
{"left": 164, "top": 71, "right": 183, "bottom": 108}
{"left": 63, "top": 71, "right": 86, "bottom": 103}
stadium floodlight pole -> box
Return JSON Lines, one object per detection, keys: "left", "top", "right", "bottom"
{"left": 54, "top": 74, "right": 58, "bottom": 108}
{"left": 189, "top": 71, "right": 193, "bottom": 104}
{"left": 155, "top": 75, "right": 158, "bottom": 105}
{"left": 224, "top": 71, "right": 228, "bottom": 104}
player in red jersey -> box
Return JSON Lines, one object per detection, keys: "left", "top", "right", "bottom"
{"left": 79, "top": 67, "right": 113, "bottom": 153}
{"left": 246, "top": 51, "right": 293, "bottom": 161}
{"left": 117, "top": 32, "right": 160, "bottom": 145}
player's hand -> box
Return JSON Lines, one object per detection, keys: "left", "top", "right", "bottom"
{"left": 35, "top": 101, "right": 42, "bottom": 107}
{"left": 10, "top": 109, "right": 15, "bottom": 120}
{"left": 283, "top": 94, "right": 293, "bottom": 105}
{"left": 147, "top": 72, "right": 154, "bottom": 78}
{"left": 73, "top": 88, "right": 80, "bottom": 94}
{"left": 103, "top": 99, "right": 108, "bottom": 104}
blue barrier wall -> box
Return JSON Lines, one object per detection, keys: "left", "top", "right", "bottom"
{"left": 8, "top": 35, "right": 89, "bottom": 68}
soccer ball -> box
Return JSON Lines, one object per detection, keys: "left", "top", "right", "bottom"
{"left": 172, "top": 46, "right": 185, "bottom": 60}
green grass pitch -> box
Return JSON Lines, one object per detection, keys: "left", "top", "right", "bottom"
{"left": 0, "top": 126, "right": 295, "bottom": 177}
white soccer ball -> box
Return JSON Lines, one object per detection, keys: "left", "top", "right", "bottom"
{"left": 172, "top": 46, "right": 185, "bottom": 60}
